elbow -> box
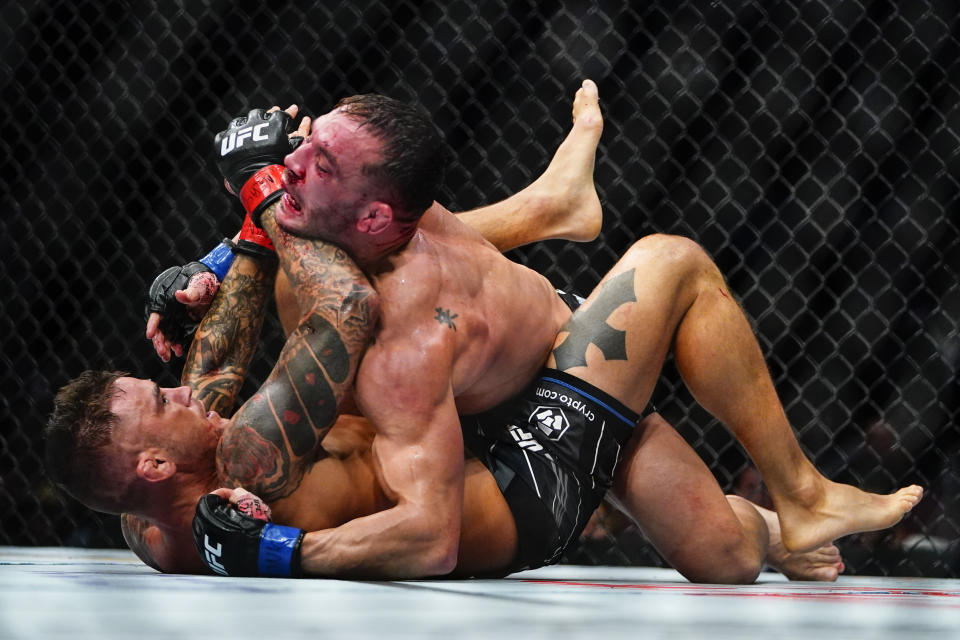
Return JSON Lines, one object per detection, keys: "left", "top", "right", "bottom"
{"left": 410, "top": 515, "right": 460, "bottom": 576}
{"left": 421, "top": 533, "right": 459, "bottom": 576}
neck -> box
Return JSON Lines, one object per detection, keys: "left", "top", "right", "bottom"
{"left": 351, "top": 221, "right": 419, "bottom": 271}
{"left": 134, "top": 473, "right": 219, "bottom": 533}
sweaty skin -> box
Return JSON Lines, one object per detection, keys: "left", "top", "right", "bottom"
{"left": 272, "top": 87, "right": 608, "bottom": 577}
{"left": 120, "top": 82, "right": 846, "bottom": 582}
{"left": 274, "top": 79, "right": 920, "bottom": 575}
{"left": 120, "top": 86, "right": 606, "bottom": 576}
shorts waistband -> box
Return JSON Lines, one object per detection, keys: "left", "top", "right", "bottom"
{"left": 537, "top": 368, "right": 639, "bottom": 428}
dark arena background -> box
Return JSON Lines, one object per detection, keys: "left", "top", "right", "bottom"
{"left": 2, "top": 0, "right": 958, "bottom": 577}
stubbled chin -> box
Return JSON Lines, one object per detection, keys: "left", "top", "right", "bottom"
{"left": 276, "top": 198, "right": 304, "bottom": 232}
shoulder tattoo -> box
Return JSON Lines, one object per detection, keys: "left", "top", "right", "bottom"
{"left": 434, "top": 307, "right": 458, "bottom": 330}
{"left": 120, "top": 513, "right": 161, "bottom": 572}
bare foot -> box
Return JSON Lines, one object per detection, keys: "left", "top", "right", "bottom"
{"left": 753, "top": 503, "right": 843, "bottom": 581}
{"left": 521, "top": 78, "right": 604, "bottom": 242}
{"left": 775, "top": 478, "right": 923, "bottom": 553}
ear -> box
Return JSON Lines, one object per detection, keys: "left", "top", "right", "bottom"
{"left": 355, "top": 202, "right": 393, "bottom": 234}
{"left": 136, "top": 450, "right": 177, "bottom": 483}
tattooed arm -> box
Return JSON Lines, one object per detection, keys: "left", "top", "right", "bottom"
{"left": 179, "top": 249, "right": 278, "bottom": 416}
{"left": 216, "top": 206, "right": 379, "bottom": 502}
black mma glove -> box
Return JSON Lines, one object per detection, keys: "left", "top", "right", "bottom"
{"left": 144, "top": 241, "right": 236, "bottom": 347}
{"left": 215, "top": 108, "right": 299, "bottom": 229}
{"left": 145, "top": 261, "right": 213, "bottom": 346}
{"left": 193, "top": 493, "right": 305, "bottom": 578}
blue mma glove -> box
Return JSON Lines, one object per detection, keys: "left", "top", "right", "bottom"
{"left": 193, "top": 493, "right": 305, "bottom": 578}
{"left": 143, "top": 241, "right": 236, "bottom": 345}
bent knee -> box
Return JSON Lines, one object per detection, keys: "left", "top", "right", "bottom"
{"left": 678, "top": 552, "right": 762, "bottom": 585}
{"left": 625, "top": 234, "right": 718, "bottom": 275}
{"left": 672, "top": 533, "right": 764, "bottom": 585}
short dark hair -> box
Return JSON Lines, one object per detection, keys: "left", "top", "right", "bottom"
{"left": 335, "top": 94, "right": 447, "bottom": 219}
{"left": 45, "top": 370, "right": 130, "bottom": 514}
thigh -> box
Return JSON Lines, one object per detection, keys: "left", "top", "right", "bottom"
{"left": 608, "top": 413, "right": 750, "bottom": 579}
{"left": 547, "top": 234, "right": 709, "bottom": 413}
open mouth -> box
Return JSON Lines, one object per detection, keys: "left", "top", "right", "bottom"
{"left": 283, "top": 191, "right": 302, "bottom": 212}
{"left": 280, "top": 170, "right": 303, "bottom": 213}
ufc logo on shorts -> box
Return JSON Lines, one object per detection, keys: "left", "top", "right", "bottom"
{"left": 509, "top": 425, "right": 543, "bottom": 452}
{"left": 220, "top": 123, "right": 269, "bottom": 155}
{"left": 203, "top": 535, "right": 228, "bottom": 576}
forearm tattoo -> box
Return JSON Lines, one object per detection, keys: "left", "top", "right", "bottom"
{"left": 182, "top": 263, "right": 277, "bottom": 415}
{"left": 552, "top": 269, "right": 636, "bottom": 371}
{"left": 218, "top": 210, "right": 377, "bottom": 501}
{"left": 262, "top": 210, "right": 376, "bottom": 347}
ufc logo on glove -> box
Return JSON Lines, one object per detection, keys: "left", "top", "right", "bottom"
{"left": 203, "top": 535, "right": 229, "bottom": 576}
{"left": 220, "top": 123, "right": 269, "bottom": 155}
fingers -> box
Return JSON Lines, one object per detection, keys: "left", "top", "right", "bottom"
{"left": 174, "top": 287, "right": 200, "bottom": 304}
{"left": 267, "top": 104, "right": 299, "bottom": 118}
{"left": 151, "top": 330, "right": 172, "bottom": 362}
{"left": 212, "top": 487, "right": 272, "bottom": 521}
{"left": 234, "top": 491, "right": 272, "bottom": 521}
{"left": 294, "top": 115, "right": 311, "bottom": 138}
{"left": 145, "top": 313, "right": 160, "bottom": 339}
{"left": 146, "top": 312, "right": 174, "bottom": 361}
{"left": 149, "top": 324, "right": 183, "bottom": 362}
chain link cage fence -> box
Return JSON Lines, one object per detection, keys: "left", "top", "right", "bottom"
{"left": 2, "top": 0, "right": 958, "bottom": 577}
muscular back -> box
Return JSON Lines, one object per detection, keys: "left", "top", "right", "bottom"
{"left": 363, "top": 206, "right": 571, "bottom": 415}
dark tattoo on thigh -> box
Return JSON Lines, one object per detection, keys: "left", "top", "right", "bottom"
{"left": 552, "top": 269, "right": 636, "bottom": 370}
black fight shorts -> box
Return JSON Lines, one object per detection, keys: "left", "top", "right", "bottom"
{"left": 461, "top": 369, "right": 639, "bottom": 573}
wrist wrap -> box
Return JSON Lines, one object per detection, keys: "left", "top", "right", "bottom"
{"left": 258, "top": 524, "right": 305, "bottom": 577}
{"left": 239, "top": 164, "right": 286, "bottom": 227}
{"left": 198, "top": 240, "right": 237, "bottom": 280}
{"left": 234, "top": 211, "right": 276, "bottom": 258}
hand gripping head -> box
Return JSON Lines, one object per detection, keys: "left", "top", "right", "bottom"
{"left": 215, "top": 109, "right": 295, "bottom": 194}
{"left": 193, "top": 493, "right": 304, "bottom": 578}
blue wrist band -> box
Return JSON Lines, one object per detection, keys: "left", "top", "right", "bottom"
{"left": 199, "top": 240, "right": 236, "bottom": 280}
{"left": 258, "top": 524, "right": 303, "bottom": 577}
